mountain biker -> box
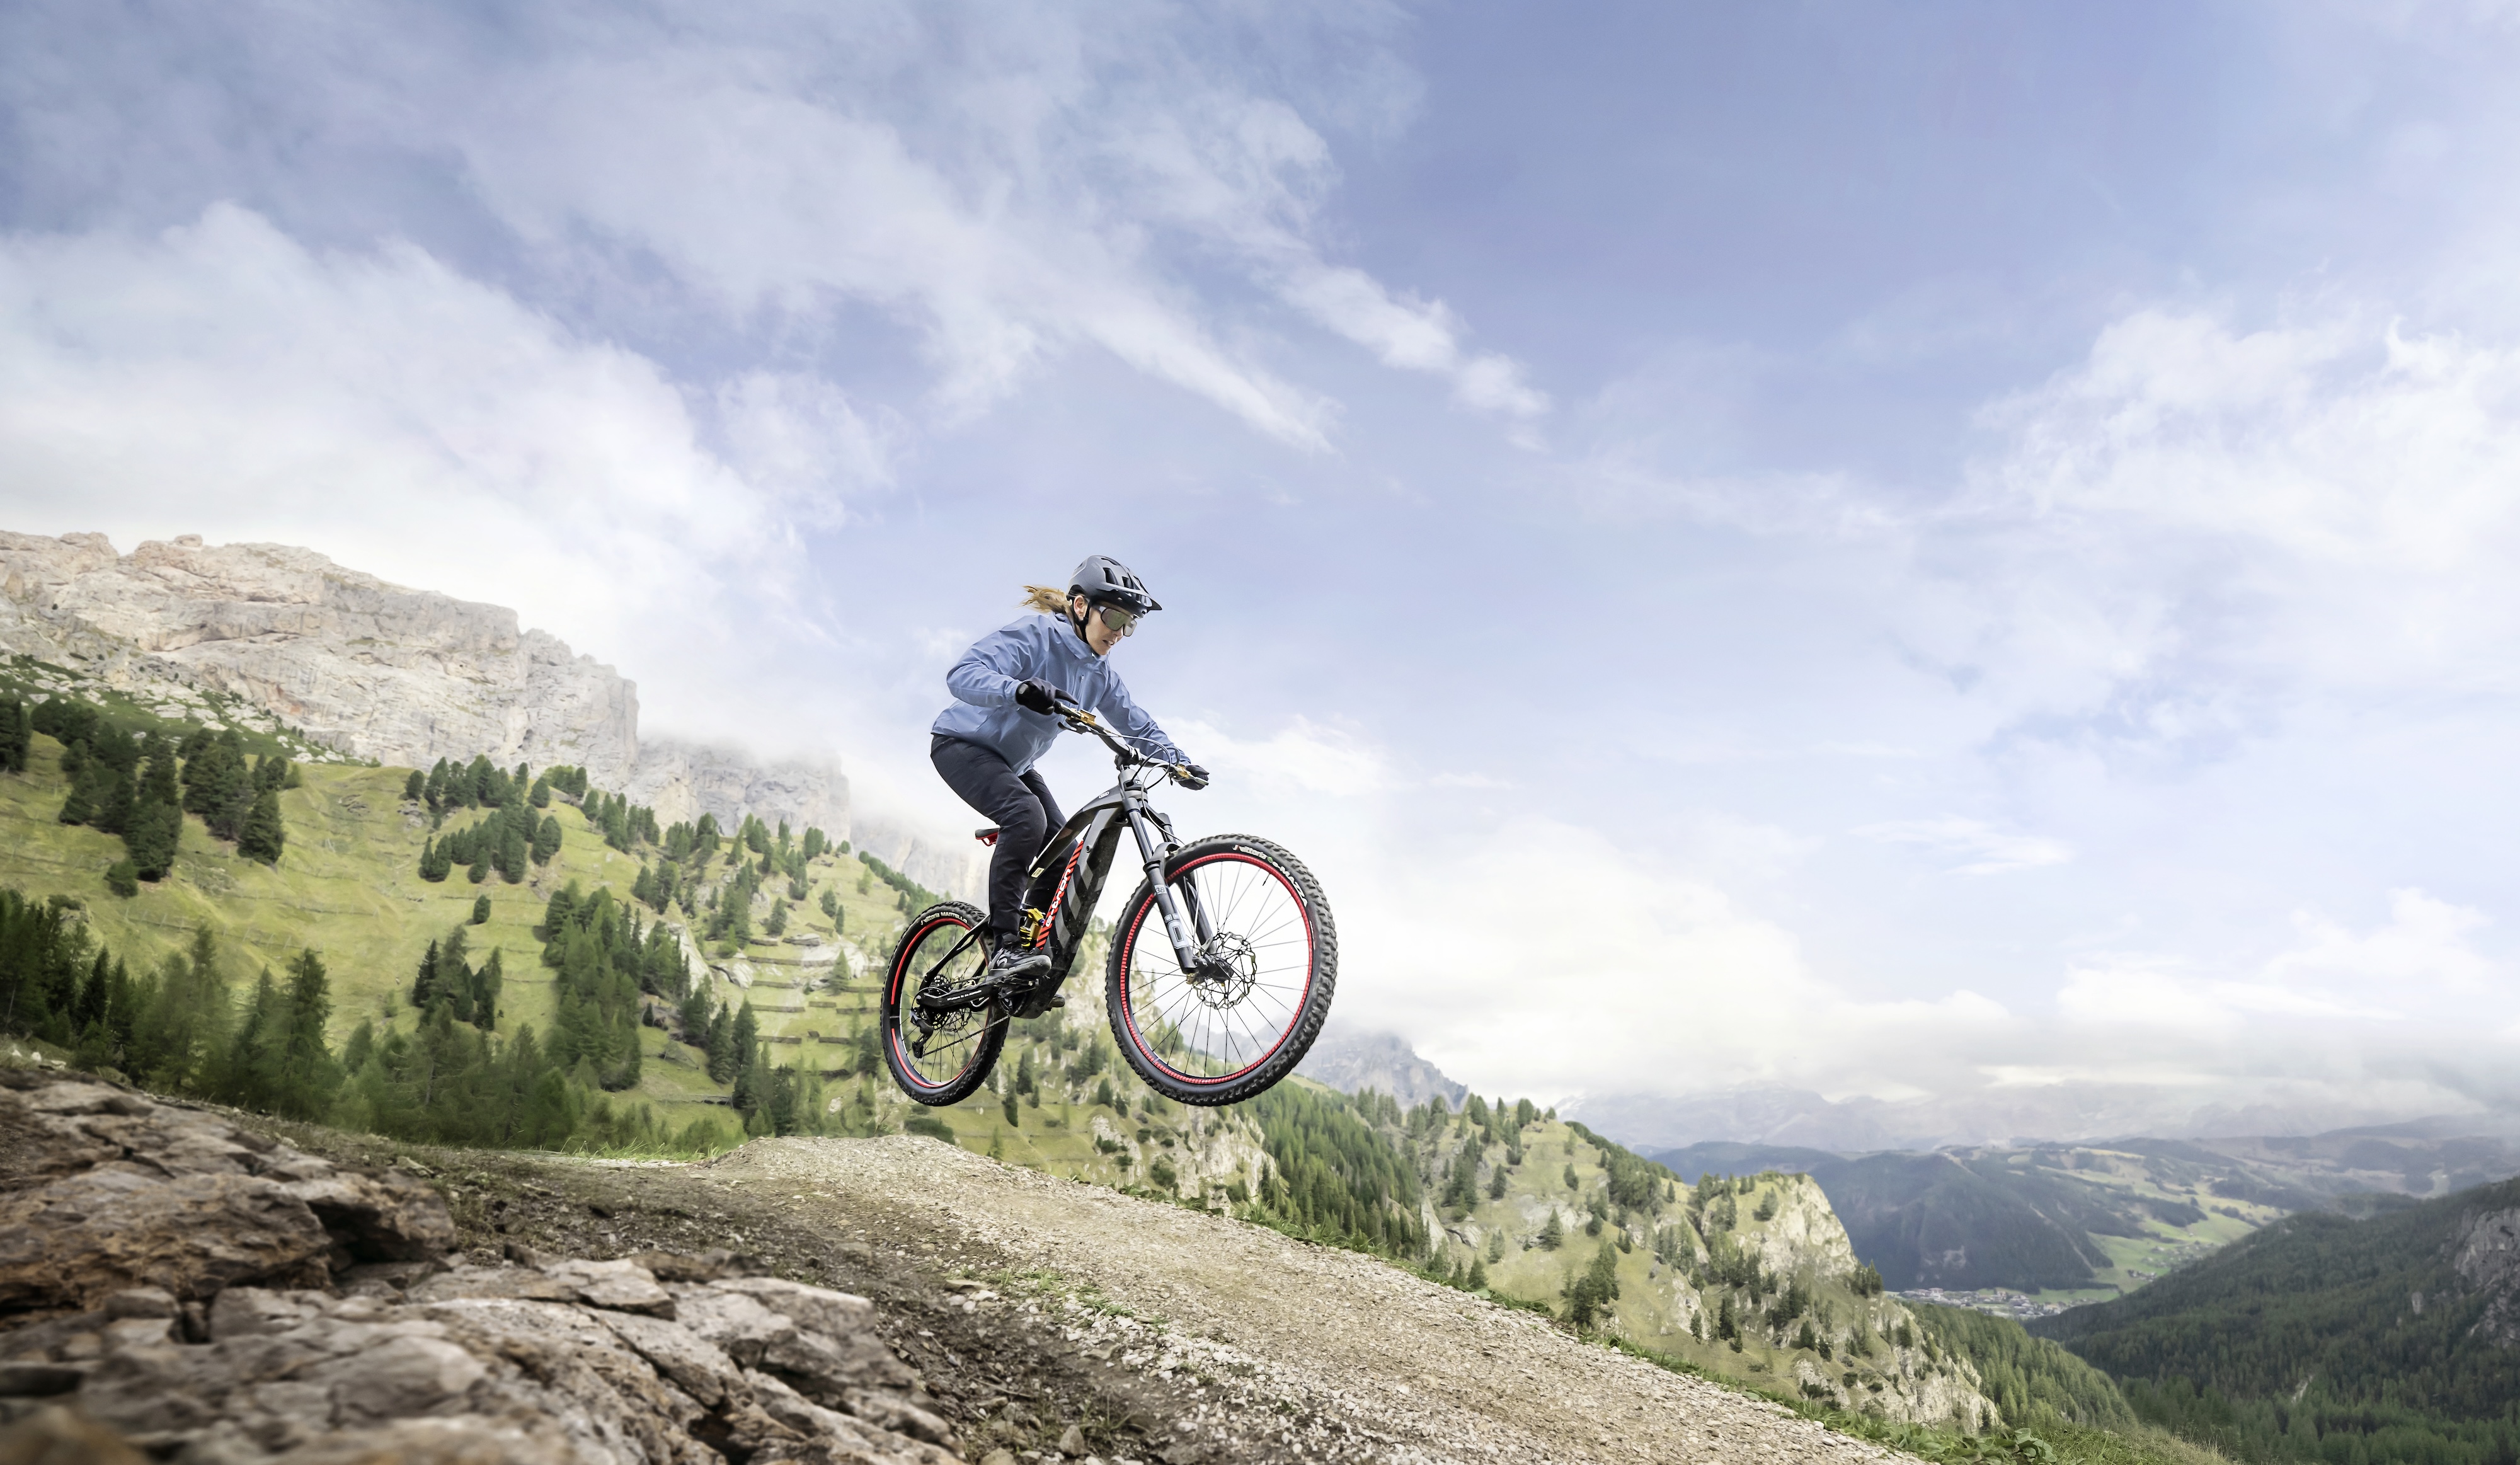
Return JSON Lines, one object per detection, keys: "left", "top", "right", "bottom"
{"left": 931, "top": 555, "right": 1209, "bottom": 987}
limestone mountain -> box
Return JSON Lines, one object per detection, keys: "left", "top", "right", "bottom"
{"left": 0, "top": 530, "right": 972, "bottom": 895}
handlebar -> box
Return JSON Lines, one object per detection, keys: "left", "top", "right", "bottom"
{"left": 1055, "top": 703, "right": 1201, "bottom": 786}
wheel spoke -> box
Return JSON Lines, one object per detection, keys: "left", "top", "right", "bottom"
{"left": 1118, "top": 851, "right": 1318, "bottom": 1085}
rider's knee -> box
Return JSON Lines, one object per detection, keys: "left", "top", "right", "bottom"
{"left": 1004, "top": 803, "right": 1050, "bottom": 849}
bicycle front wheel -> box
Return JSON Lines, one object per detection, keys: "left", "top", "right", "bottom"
{"left": 881, "top": 901, "right": 1007, "bottom": 1106}
{"left": 1106, "top": 834, "right": 1336, "bottom": 1106}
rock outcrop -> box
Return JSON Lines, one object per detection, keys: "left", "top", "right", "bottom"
{"left": 0, "top": 1072, "right": 958, "bottom": 1464}
{"left": 0, "top": 532, "right": 641, "bottom": 784}
{"left": 0, "top": 532, "right": 911, "bottom": 876}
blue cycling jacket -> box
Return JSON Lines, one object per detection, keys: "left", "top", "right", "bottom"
{"left": 931, "top": 614, "right": 1189, "bottom": 774}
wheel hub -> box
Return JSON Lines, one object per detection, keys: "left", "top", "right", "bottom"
{"left": 1188, "top": 933, "right": 1257, "bottom": 1008}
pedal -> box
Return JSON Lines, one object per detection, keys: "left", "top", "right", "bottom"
{"left": 1012, "top": 988, "right": 1068, "bottom": 1020}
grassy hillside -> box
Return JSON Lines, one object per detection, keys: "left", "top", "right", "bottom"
{"left": 0, "top": 684, "right": 1291, "bottom": 1183}
{"left": 2030, "top": 1176, "right": 2520, "bottom": 1465}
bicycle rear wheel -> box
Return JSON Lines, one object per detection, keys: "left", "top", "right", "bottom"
{"left": 1106, "top": 834, "right": 1336, "bottom": 1106}
{"left": 881, "top": 900, "right": 1007, "bottom": 1106}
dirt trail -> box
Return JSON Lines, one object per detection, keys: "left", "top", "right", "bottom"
{"left": 711, "top": 1136, "right": 1907, "bottom": 1465}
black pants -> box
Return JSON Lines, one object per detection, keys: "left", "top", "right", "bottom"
{"left": 931, "top": 734, "right": 1067, "bottom": 940}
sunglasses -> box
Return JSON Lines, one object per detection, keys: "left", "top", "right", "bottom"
{"left": 1094, "top": 603, "right": 1140, "bottom": 637}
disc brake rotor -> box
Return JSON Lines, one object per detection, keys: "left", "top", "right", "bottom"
{"left": 1188, "top": 933, "right": 1258, "bottom": 1009}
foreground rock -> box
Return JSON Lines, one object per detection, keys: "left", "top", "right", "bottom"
{"left": 0, "top": 1074, "right": 957, "bottom": 1464}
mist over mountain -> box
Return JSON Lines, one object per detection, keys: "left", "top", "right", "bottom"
{"left": 1567, "top": 1083, "right": 2495, "bottom": 1154}
{"left": 1292, "top": 1023, "right": 1470, "bottom": 1110}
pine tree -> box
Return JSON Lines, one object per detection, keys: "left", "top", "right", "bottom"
{"left": 237, "top": 790, "right": 285, "bottom": 865}
{"left": 542, "top": 882, "right": 580, "bottom": 935}
{"left": 104, "top": 859, "right": 139, "bottom": 898}
{"left": 1565, "top": 1243, "right": 1622, "bottom": 1330}
{"left": 766, "top": 1062, "right": 798, "bottom": 1135}
{"left": 1489, "top": 1166, "right": 1509, "bottom": 1201}
{"left": 0, "top": 698, "right": 30, "bottom": 774}
{"left": 1540, "top": 1212, "right": 1565, "bottom": 1250}
{"left": 179, "top": 729, "right": 253, "bottom": 841}
{"left": 56, "top": 759, "right": 96, "bottom": 826}
{"left": 124, "top": 735, "right": 183, "bottom": 881}
{"left": 403, "top": 769, "right": 425, "bottom": 802}
{"left": 273, "top": 949, "right": 340, "bottom": 1120}
{"left": 733, "top": 1047, "right": 769, "bottom": 1118}
{"left": 412, "top": 939, "right": 442, "bottom": 1009}
{"left": 472, "top": 894, "right": 492, "bottom": 924}
{"left": 533, "top": 814, "right": 562, "bottom": 864}
{"left": 472, "top": 948, "right": 502, "bottom": 1030}
{"left": 1468, "top": 1257, "right": 1488, "bottom": 1290}
{"left": 705, "top": 1004, "right": 736, "bottom": 1083}
{"left": 88, "top": 764, "right": 135, "bottom": 837}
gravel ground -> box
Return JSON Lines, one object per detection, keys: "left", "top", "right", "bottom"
{"left": 709, "top": 1135, "right": 1912, "bottom": 1465}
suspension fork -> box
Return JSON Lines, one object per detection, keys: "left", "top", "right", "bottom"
{"left": 1125, "top": 799, "right": 1214, "bottom": 970}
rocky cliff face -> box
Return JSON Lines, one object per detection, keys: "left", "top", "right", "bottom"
{"left": 0, "top": 532, "right": 641, "bottom": 784}
{"left": 0, "top": 532, "right": 918, "bottom": 882}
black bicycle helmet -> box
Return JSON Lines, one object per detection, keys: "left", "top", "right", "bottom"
{"left": 1068, "top": 555, "right": 1161, "bottom": 614}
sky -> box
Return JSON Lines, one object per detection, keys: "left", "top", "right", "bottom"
{"left": 6, "top": 0, "right": 2520, "bottom": 1135}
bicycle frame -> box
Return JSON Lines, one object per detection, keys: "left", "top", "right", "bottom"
{"left": 919, "top": 709, "right": 1213, "bottom": 1021}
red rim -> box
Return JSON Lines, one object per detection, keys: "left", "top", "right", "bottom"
{"left": 887, "top": 912, "right": 987, "bottom": 1094}
{"left": 1116, "top": 851, "right": 1315, "bottom": 1088}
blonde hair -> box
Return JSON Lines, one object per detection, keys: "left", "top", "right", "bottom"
{"left": 1020, "top": 584, "right": 1074, "bottom": 615}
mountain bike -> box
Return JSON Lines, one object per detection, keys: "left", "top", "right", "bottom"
{"left": 881, "top": 704, "right": 1336, "bottom": 1108}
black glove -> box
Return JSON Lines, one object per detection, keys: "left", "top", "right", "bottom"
{"left": 1176, "top": 762, "right": 1210, "bottom": 790}
{"left": 1015, "top": 678, "right": 1067, "bottom": 715}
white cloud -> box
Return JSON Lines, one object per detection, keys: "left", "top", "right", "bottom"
{"left": 2264, "top": 888, "right": 2499, "bottom": 995}
{"left": 1274, "top": 265, "right": 1549, "bottom": 426}
{"left": 1932, "top": 308, "right": 2520, "bottom": 741}
{"left": 2056, "top": 888, "right": 2504, "bottom": 1033}
{"left": 0, "top": 204, "right": 850, "bottom": 742}
{"left": 1168, "top": 716, "right": 1388, "bottom": 798}
{"left": 1855, "top": 815, "right": 2073, "bottom": 874}
{"left": 415, "top": 5, "right": 1538, "bottom": 445}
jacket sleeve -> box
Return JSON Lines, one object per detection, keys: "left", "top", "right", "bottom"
{"left": 945, "top": 623, "right": 1036, "bottom": 709}
{"left": 1093, "top": 671, "right": 1188, "bottom": 766}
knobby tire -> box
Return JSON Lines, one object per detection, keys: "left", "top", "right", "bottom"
{"left": 882, "top": 900, "right": 1007, "bottom": 1106}
{"left": 1106, "top": 834, "right": 1336, "bottom": 1106}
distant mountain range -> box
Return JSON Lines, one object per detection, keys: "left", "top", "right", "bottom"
{"left": 1565, "top": 1083, "right": 2502, "bottom": 1153}
{"left": 1293, "top": 1023, "right": 1468, "bottom": 1109}
{"left": 1647, "top": 1128, "right": 2520, "bottom": 1296}
{"left": 1284, "top": 1028, "right": 2520, "bottom": 1300}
